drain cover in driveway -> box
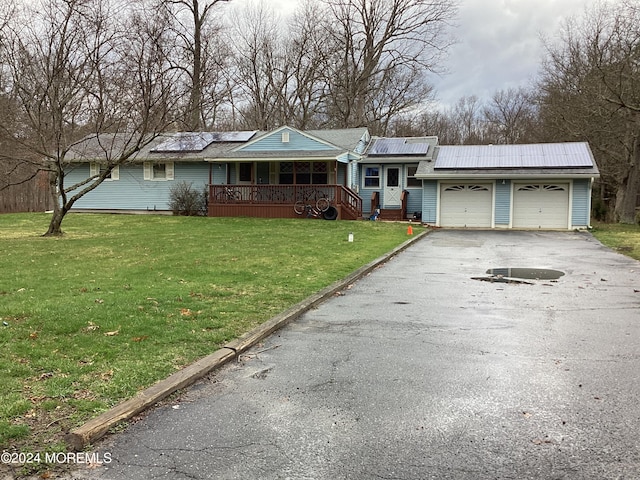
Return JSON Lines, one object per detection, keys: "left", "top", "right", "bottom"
{"left": 485, "top": 268, "right": 565, "bottom": 280}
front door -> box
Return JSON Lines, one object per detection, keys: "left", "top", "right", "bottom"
{"left": 384, "top": 166, "right": 401, "bottom": 207}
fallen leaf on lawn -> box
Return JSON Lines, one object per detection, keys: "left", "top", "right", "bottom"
{"left": 84, "top": 321, "right": 100, "bottom": 332}
{"left": 180, "top": 308, "right": 193, "bottom": 316}
{"left": 29, "top": 331, "right": 39, "bottom": 340}
{"left": 132, "top": 335, "right": 148, "bottom": 342}
{"left": 104, "top": 330, "right": 119, "bottom": 336}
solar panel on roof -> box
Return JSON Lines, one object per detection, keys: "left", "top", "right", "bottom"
{"left": 151, "top": 131, "right": 257, "bottom": 153}
{"left": 434, "top": 143, "right": 594, "bottom": 169}
{"left": 368, "top": 138, "right": 430, "bottom": 156}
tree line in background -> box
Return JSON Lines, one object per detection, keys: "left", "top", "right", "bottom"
{"left": 0, "top": 0, "right": 638, "bottom": 227}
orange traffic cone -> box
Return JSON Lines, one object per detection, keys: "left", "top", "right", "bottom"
{"left": 407, "top": 223, "right": 413, "bottom": 235}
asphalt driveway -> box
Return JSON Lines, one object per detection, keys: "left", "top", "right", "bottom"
{"left": 72, "top": 230, "right": 640, "bottom": 480}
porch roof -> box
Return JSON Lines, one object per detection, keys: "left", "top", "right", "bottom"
{"left": 205, "top": 150, "right": 353, "bottom": 163}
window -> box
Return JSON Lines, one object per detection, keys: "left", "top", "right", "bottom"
{"left": 239, "top": 163, "right": 252, "bottom": 182}
{"left": 153, "top": 163, "right": 167, "bottom": 179}
{"left": 296, "top": 162, "right": 311, "bottom": 184}
{"left": 406, "top": 165, "right": 421, "bottom": 188}
{"left": 444, "top": 185, "right": 490, "bottom": 192}
{"left": 363, "top": 166, "right": 380, "bottom": 188}
{"left": 90, "top": 163, "right": 119, "bottom": 181}
{"left": 278, "top": 162, "right": 329, "bottom": 184}
{"left": 312, "top": 162, "right": 328, "bottom": 184}
{"left": 279, "top": 162, "right": 294, "bottom": 184}
{"left": 144, "top": 162, "right": 174, "bottom": 181}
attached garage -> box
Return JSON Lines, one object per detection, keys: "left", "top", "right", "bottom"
{"left": 512, "top": 183, "right": 569, "bottom": 229}
{"left": 416, "top": 142, "right": 600, "bottom": 230}
{"left": 440, "top": 183, "right": 493, "bottom": 227}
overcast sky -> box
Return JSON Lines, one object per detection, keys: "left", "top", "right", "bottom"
{"left": 230, "top": 0, "right": 600, "bottom": 109}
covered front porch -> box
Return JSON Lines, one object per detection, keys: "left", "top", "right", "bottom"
{"left": 208, "top": 184, "right": 363, "bottom": 220}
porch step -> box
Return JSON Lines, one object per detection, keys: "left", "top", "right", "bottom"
{"left": 379, "top": 209, "right": 405, "bottom": 221}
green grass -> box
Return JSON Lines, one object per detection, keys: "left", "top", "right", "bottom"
{"left": 591, "top": 222, "right": 640, "bottom": 260}
{"left": 0, "top": 213, "right": 412, "bottom": 459}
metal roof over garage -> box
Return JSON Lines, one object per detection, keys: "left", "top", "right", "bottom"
{"left": 434, "top": 142, "right": 595, "bottom": 169}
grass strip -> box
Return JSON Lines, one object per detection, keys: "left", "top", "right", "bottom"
{"left": 591, "top": 222, "right": 640, "bottom": 261}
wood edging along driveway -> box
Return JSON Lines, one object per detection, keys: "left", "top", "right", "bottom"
{"left": 65, "top": 228, "right": 429, "bottom": 451}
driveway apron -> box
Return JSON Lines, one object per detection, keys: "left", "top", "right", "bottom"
{"left": 73, "top": 230, "right": 640, "bottom": 480}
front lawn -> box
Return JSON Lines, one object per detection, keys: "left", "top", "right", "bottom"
{"left": 591, "top": 222, "right": 640, "bottom": 261}
{"left": 0, "top": 213, "right": 411, "bottom": 467}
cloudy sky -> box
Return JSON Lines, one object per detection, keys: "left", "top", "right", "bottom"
{"left": 231, "top": 0, "right": 600, "bottom": 109}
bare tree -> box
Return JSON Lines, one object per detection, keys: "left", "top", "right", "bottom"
{"left": 320, "top": 0, "right": 457, "bottom": 133}
{"left": 279, "top": 1, "right": 333, "bottom": 128}
{"left": 449, "top": 95, "right": 485, "bottom": 144}
{"left": 0, "top": 0, "right": 182, "bottom": 235}
{"left": 538, "top": 0, "right": 640, "bottom": 223}
{"left": 163, "top": 0, "right": 231, "bottom": 131}
{"left": 226, "top": 1, "right": 289, "bottom": 130}
{"left": 483, "top": 87, "right": 537, "bottom": 144}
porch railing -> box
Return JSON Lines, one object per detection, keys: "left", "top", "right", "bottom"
{"left": 209, "top": 184, "right": 363, "bottom": 219}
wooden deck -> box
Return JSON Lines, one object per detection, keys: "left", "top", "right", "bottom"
{"left": 208, "top": 185, "right": 362, "bottom": 220}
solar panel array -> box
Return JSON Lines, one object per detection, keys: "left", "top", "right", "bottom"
{"left": 151, "top": 131, "right": 257, "bottom": 153}
{"left": 368, "top": 138, "right": 430, "bottom": 156}
{"left": 434, "top": 143, "right": 594, "bottom": 169}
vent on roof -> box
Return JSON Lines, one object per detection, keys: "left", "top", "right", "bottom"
{"left": 282, "top": 131, "right": 290, "bottom": 143}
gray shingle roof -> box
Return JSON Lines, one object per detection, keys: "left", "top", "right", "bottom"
{"left": 65, "top": 132, "right": 258, "bottom": 163}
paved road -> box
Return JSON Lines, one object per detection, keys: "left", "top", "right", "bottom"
{"left": 73, "top": 230, "right": 640, "bottom": 480}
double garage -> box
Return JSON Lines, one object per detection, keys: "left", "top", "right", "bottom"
{"left": 418, "top": 142, "right": 599, "bottom": 230}
{"left": 439, "top": 182, "right": 570, "bottom": 229}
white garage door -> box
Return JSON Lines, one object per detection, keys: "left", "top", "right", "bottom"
{"left": 513, "top": 184, "right": 569, "bottom": 229}
{"left": 440, "top": 184, "right": 493, "bottom": 227}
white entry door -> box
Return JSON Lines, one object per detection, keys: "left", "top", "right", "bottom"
{"left": 384, "top": 166, "right": 401, "bottom": 207}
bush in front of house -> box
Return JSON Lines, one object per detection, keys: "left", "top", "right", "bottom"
{"left": 169, "top": 181, "right": 208, "bottom": 216}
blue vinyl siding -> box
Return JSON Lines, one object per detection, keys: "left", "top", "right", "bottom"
{"left": 405, "top": 188, "right": 422, "bottom": 218}
{"left": 421, "top": 180, "right": 438, "bottom": 224}
{"left": 210, "top": 163, "right": 227, "bottom": 184}
{"left": 358, "top": 164, "right": 423, "bottom": 216}
{"left": 240, "top": 129, "right": 336, "bottom": 152}
{"left": 571, "top": 179, "right": 591, "bottom": 227}
{"left": 67, "top": 163, "right": 209, "bottom": 210}
{"left": 495, "top": 180, "right": 511, "bottom": 226}
{"left": 337, "top": 163, "right": 346, "bottom": 185}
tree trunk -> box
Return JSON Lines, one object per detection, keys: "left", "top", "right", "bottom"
{"left": 614, "top": 136, "right": 640, "bottom": 224}
{"left": 43, "top": 171, "right": 65, "bottom": 236}
{"left": 44, "top": 206, "right": 67, "bottom": 236}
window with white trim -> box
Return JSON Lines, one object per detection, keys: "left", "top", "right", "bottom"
{"left": 363, "top": 166, "right": 380, "bottom": 188}
{"left": 90, "top": 163, "right": 119, "bottom": 181}
{"left": 144, "top": 162, "right": 174, "bottom": 181}
{"left": 406, "top": 165, "right": 421, "bottom": 188}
